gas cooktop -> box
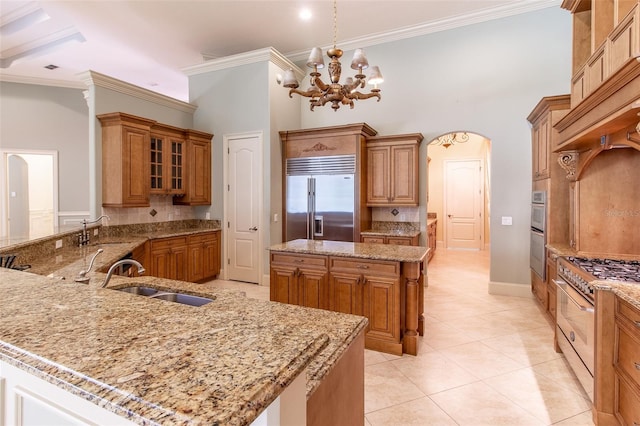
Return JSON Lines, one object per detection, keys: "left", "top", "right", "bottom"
{"left": 565, "top": 256, "right": 640, "bottom": 283}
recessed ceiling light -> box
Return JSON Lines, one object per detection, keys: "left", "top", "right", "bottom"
{"left": 44, "top": 64, "right": 59, "bottom": 70}
{"left": 299, "top": 8, "right": 312, "bottom": 21}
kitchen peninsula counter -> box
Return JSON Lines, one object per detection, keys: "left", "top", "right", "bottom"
{"left": 269, "top": 239, "right": 428, "bottom": 356}
{"left": 0, "top": 267, "right": 367, "bottom": 425}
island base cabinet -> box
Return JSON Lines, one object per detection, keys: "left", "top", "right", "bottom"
{"left": 307, "top": 329, "right": 364, "bottom": 426}
{"left": 270, "top": 253, "right": 329, "bottom": 310}
{"left": 0, "top": 361, "right": 136, "bottom": 425}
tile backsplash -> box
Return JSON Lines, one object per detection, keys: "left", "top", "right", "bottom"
{"left": 102, "top": 196, "right": 199, "bottom": 226}
{"left": 372, "top": 207, "right": 421, "bottom": 222}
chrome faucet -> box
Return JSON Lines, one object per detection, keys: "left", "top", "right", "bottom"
{"left": 75, "top": 249, "right": 103, "bottom": 284}
{"left": 78, "top": 215, "right": 110, "bottom": 246}
{"left": 101, "top": 259, "right": 145, "bottom": 288}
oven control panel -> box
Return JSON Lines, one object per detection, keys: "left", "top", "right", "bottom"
{"left": 558, "top": 263, "right": 594, "bottom": 298}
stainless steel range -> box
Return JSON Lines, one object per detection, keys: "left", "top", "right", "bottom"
{"left": 555, "top": 256, "right": 640, "bottom": 400}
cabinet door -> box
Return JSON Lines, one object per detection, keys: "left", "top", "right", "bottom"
{"left": 150, "top": 248, "right": 172, "bottom": 279}
{"left": 329, "top": 272, "right": 363, "bottom": 316}
{"left": 176, "top": 139, "right": 211, "bottom": 205}
{"left": 363, "top": 276, "right": 399, "bottom": 341}
{"left": 169, "top": 138, "right": 185, "bottom": 194}
{"left": 203, "top": 232, "right": 220, "bottom": 280}
{"left": 390, "top": 144, "right": 418, "bottom": 204}
{"left": 298, "top": 268, "right": 329, "bottom": 310}
{"left": 150, "top": 135, "right": 165, "bottom": 194}
{"left": 120, "top": 126, "right": 150, "bottom": 206}
{"left": 366, "top": 146, "right": 391, "bottom": 205}
{"left": 172, "top": 245, "right": 187, "bottom": 281}
{"left": 387, "top": 237, "right": 411, "bottom": 246}
{"left": 187, "top": 242, "right": 205, "bottom": 282}
{"left": 270, "top": 265, "right": 298, "bottom": 304}
{"left": 533, "top": 116, "right": 550, "bottom": 180}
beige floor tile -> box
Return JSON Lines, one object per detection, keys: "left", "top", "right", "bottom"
{"left": 422, "top": 320, "right": 479, "bottom": 349}
{"left": 552, "top": 410, "right": 594, "bottom": 425}
{"left": 439, "top": 341, "right": 525, "bottom": 379}
{"left": 531, "top": 357, "right": 591, "bottom": 399}
{"left": 364, "top": 349, "right": 388, "bottom": 366}
{"left": 481, "top": 326, "right": 563, "bottom": 366}
{"left": 366, "top": 396, "right": 457, "bottom": 425}
{"left": 391, "top": 350, "right": 480, "bottom": 395}
{"left": 429, "top": 381, "right": 546, "bottom": 426}
{"left": 364, "top": 362, "right": 426, "bottom": 413}
{"left": 483, "top": 368, "right": 592, "bottom": 423}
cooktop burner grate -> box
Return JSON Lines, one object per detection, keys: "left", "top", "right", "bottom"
{"left": 566, "top": 257, "right": 640, "bottom": 283}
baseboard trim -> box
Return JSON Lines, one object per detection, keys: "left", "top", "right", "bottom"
{"left": 488, "top": 281, "right": 533, "bottom": 298}
{"left": 261, "top": 273, "right": 270, "bottom": 287}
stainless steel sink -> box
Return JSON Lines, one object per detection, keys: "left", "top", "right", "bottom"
{"left": 116, "top": 286, "right": 159, "bottom": 296}
{"left": 149, "top": 292, "right": 213, "bottom": 307}
{"left": 114, "top": 286, "right": 213, "bottom": 307}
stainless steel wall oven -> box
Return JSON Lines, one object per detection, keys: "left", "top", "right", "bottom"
{"left": 530, "top": 191, "right": 546, "bottom": 279}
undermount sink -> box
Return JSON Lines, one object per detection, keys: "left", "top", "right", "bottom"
{"left": 114, "top": 286, "right": 213, "bottom": 307}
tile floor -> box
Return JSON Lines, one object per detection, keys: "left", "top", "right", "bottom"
{"left": 207, "top": 249, "right": 594, "bottom": 426}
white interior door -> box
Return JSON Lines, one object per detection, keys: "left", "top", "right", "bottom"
{"left": 444, "top": 159, "right": 483, "bottom": 250}
{"left": 225, "top": 133, "right": 262, "bottom": 283}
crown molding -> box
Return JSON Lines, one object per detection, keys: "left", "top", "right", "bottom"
{"left": 0, "top": 72, "right": 85, "bottom": 89}
{"left": 183, "top": 46, "right": 305, "bottom": 80}
{"left": 286, "top": 0, "right": 562, "bottom": 62}
{"left": 77, "top": 70, "right": 197, "bottom": 113}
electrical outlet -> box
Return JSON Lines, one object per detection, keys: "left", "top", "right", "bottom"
{"left": 55, "top": 239, "right": 63, "bottom": 249}
{"left": 94, "top": 228, "right": 99, "bottom": 236}
{"left": 501, "top": 216, "right": 513, "bottom": 226}
{"left": 274, "top": 213, "right": 279, "bottom": 223}
{"left": 205, "top": 212, "right": 211, "bottom": 220}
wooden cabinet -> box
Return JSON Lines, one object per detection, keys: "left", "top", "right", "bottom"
{"left": 98, "top": 112, "right": 154, "bottom": 207}
{"left": 528, "top": 95, "right": 570, "bottom": 181}
{"left": 187, "top": 231, "right": 220, "bottom": 282}
{"left": 150, "top": 236, "right": 188, "bottom": 281}
{"left": 595, "top": 290, "right": 640, "bottom": 426}
{"left": 98, "top": 112, "right": 212, "bottom": 208}
{"left": 270, "top": 252, "right": 329, "bottom": 310}
{"left": 150, "top": 124, "right": 186, "bottom": 196}
{"left": 174, "top": 130, "right": 212, "bottom": 206}
{"left": 360, "top": 234, "right": 420, "bottom": 246}
{"left": 562, "top": 1, "right": 640, "bottom": 108}
{"left": 427, "top": 220, "right": 437, "bottom": 262}
{"left": 366, "top": 134, "right": 423, "bottom": 206}
{"left": 329, "top": 257, "right": 400, "bottom": 348}
{"left": 546, "top": 252, "right": 558, "bottom": 322}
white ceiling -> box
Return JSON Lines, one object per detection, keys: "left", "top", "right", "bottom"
{"left": 0, "top": 0, "right": 560, "bottom": 101}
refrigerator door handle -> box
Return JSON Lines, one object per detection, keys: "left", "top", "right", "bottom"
{"left": 307, "top": 178, "right": 316, "bottom": 240}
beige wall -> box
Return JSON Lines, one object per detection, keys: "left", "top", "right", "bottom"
{"left": 426, "top": 133, "right": 491, "bottom": 247}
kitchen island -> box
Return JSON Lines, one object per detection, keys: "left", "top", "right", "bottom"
{"left": 269, "top": 239, "right": 428, "bottom": 356}
{"left": 0, "top": 239, "right": 368, "bottom": 425}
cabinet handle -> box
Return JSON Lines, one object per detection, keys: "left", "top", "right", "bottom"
{"left": 293, "top": 259, "right": 304, "bottom": 263}
{"left": 357, "top": 265, "right": 369, "bottom": 269}
{"left": 634, "top": 320, "right": 640, "bottom": 329}
{"left": 294, "top": 267, "right": 301, "bottom": 277}
{"left": 635, "top": 362, "right": 640, "bottom": 371}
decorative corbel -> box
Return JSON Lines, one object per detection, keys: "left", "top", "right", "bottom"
{"left": 557, "top": 151, "right": 579, "bottom": 181}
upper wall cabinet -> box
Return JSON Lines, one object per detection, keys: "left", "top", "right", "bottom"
{"left": 528, "top": 95, "right": 571, "bottom": 181}
{"left": 98, "top": 112, "right": 213, "bottom": 208}
{"left": 174, "top": 130, "right": 213, "bottom": 206}
{"left": 99, "top": 112, "right": 153, "bottom": 208}
{"left": 366, "top": 133, "right": 423, "bottom": 207}
{"left": 150, "top": 124, "right": 186, "bottom": 196}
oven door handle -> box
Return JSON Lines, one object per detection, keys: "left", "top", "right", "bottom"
{"left": 554, "top": 279, "right": 595, "bottom": 313}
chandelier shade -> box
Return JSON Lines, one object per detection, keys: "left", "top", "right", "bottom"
{"left": 282, "top": 0, "right": 383, "bottom": 111}
{"left": 435, "top": 132, "right": 470, "bottom": 148}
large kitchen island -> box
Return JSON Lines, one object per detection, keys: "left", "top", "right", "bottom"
{"left": 269, "top": 239, "right": 429, "bottom": 356}
{"left": 0, "top": 229, "right": 368, "bottom": 426}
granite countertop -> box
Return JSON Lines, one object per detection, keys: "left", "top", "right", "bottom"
{"left": 269, "top": 239, "right": 428, "bottom": 263}
{"left": 593, "top": 280, "right": 640, "bottom": 310}
{"left": 0, "top": 268, "right": 367, "bottom": 425}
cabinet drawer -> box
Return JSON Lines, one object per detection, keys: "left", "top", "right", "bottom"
{"left": 387, "top": 237, "right": 412, "bottom": 246}
{"left": 330, "top": 257, "right": 400, "bottom": 277}
{"left": 615, "top": 373, "right": 640, "bottom": 426}
{"left": 616, "top": 323, "right": 640, "bottom": 387}
{"left": 150, "top": 236, "right": 187, "bottom": 251}
{"left": 271, "top": 253, "right": 328, "bottom": 268}
{"left": 617, "top": 298, "right": 640, "bottom": 326}
{"left": 361, "top": 236, "right": 385, "bottom": 244}
{"left": 189, "top": 232, "right": 216, "bottom": 245}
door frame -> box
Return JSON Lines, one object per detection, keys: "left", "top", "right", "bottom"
{"left": 222, "top": 131, "right": 264, "bottom": 284}
{"left": 0, "top": 149, "right": 59, "bottom": 239}
{"left": 443, "top": 157, "right": 485, "bottom": 250}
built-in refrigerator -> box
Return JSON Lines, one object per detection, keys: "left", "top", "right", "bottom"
{"left": 285, "top": 155, "right": 356, "bottom": 242}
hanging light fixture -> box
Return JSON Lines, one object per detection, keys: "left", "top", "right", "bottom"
{"left": 281, "top": 0, "right": 383, "bottom": 111}
{"left": 435, "top": 132, "right": 469, "bottom": 148}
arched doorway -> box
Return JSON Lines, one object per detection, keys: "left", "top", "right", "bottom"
{"left": 426, "top": 131, "right": 491, "bottom": 251}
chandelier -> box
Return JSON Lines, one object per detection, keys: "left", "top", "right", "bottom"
{"left": 435, "top": 132, "right": 469, "bottom": 148}
{"left": 281, "top": 0, "right": 383, "bottom": 111}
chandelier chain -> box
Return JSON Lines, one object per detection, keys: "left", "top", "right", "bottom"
{"left": 333, "top": 0, "right": 338, "bottom": 49}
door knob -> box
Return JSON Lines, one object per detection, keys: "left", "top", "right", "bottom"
{"left": 249, "top": 226, "right": 258, "bottom": 231}
{"left": 447, "top": 214, "right": 453, "bottom": 218}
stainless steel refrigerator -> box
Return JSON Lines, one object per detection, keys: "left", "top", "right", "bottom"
{"left": 285, "top": 155, "right": 356, "bottom": 242}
